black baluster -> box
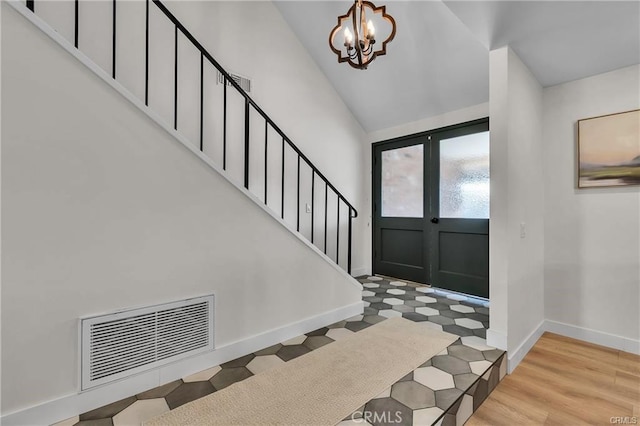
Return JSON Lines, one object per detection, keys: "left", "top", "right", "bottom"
{"left": 281, "top": 137, "right": 285, "bottom": 219}
{"left": 199, "top": 52, "right": 203, "bottom": 152}
{"left": 223, "top": 77, "right": 227, "bottom": 170}
{"left": 336, "top": 199, "right": 340, "bottom": 266}
{"left": 112, "top": 0, "right": 116, "bottom": 78}
{"left": 144, "top": 0, "right": 149, "bottom": 105}
{"left": 296, "top": 155, "right": 300, "bottom": 232}
{"left": 264, "top": 120, "right": 268, "bottom": 204}
{"left": 311, "top": 171, "right": 315, "bottom": 244}
{"left": 348, "top": 208, "right": 352, "bottom": 274}
{"left": 244, "top": 99, "right": 250, "bottom": 190}
{"left": 173, "top": 25, "right": 178, "bottom": 130}
{"left": 74, "top": 0, "right": 79, "bottom": 48}
{"left": 324, "top": 182, "right": 328, "bottom": 254}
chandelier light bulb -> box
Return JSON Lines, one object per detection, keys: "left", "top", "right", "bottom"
{"left": 367, "top": 20, "right": 375, "bottom": 37}
{"left": 344, "top": 27, "right": 353, "bottom": 45}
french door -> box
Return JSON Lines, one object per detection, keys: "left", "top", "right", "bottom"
{"left": 372, "top": 119, "right": 490, "bottom": 298}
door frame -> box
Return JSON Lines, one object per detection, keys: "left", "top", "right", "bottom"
{"left": 371, "top": 117, "right": 490, "bottom": 284}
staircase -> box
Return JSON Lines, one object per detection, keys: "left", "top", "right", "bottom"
{"left": 16, "top": 0, "right": 358, "bottom": 274}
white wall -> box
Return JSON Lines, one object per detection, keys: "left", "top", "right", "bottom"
{"left": 488, "top": 47, "right": 545, "bottom": 361}
{"left": 488, "top": 48, "right": 510, "bottom": 349}
{"left": 1, "top": 2, "right": 363, "bottom": 418}
{"left": 366, "top": 103, "right": 490, "bottom": 145}
{"left": 543, "top": 64, "right": 640, "bottom": 348}
{"left": 33, "top": 0, "right": 369, "bottom": 274}
{"left": 503, "top": 48, "right": 545, "bottom": 357}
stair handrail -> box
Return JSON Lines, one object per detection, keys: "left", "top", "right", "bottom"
{"left": 151, "top": 0, "right": 357, "bottom": 218}
{"left": 23, "top": 0, "right": 358, "bottom": 273}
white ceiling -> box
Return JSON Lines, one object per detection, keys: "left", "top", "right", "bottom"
{"left": 444, "top": 1, "right": 640, "bottom": 87}
{"left": 274, "top": 1, "right": 640, "bottom": 133}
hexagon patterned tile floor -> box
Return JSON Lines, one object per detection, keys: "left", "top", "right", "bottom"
{"left": 53, "top": 276, "right": 505, "bottom": 426}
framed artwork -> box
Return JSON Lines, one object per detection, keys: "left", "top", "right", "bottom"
{"left": 577, "top": 109, "right": 640, "bottom": 188}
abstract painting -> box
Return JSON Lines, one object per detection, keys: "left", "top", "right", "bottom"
{"left": 578, "top": 109, "right": 640, "bottom": 188}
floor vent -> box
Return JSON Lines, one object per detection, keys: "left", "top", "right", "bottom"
{"left": 218, "top": 70, "right": 251, "bottom": 93}
{"left": 81, "top": 295, "right": 214, "bottom": 390}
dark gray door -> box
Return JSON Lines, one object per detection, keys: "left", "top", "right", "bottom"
{"left": 429, "top": 122, "right": 490, "bottom": 297}
{"left": 373, "top": 136, "right": 429, "bottom": 283}
{"left": 373, "top": 119, "right": 490, "bottom": 298}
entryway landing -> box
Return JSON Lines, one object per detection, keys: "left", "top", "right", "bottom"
{"left": 364, "top": 274, "right": 489, "bottom": 339}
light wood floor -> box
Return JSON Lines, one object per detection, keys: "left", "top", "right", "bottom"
{"left": 467, "top": 332, "right": 640, "bottom": 425}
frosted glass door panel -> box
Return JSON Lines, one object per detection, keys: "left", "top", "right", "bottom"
{"left": 381, "top": 145, "right": 423, "bottom": 217}
{"left": 439, "top": 132, "right": 490, "bottom": 219}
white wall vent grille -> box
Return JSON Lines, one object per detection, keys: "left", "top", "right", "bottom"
{"left": 81, "top": 295, "right": 214, "bottom": 390}
{"left": 217, "top": 70, "right": 251, "bottom": 93}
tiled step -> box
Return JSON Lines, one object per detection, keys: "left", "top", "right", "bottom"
{"left": 434, "top": 352, "right": 506, "bottom": 426}
{"left": 53, "top": 276, "right": 506, "bottom": 426}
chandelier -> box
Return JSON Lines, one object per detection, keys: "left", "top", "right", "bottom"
{"left": 329, "top": 0, "right": 396, "bottom": 70}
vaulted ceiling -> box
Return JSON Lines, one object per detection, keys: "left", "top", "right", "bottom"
{"left": 274, "top": 1, "right": 640, "bottom": 133}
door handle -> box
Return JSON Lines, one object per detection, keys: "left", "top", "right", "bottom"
{"left": 430, "top": 217, "right": 439, "bottom": 224}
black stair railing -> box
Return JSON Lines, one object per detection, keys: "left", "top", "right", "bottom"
{"left": 23, "top": 0, "right": 358, "bottom": 274}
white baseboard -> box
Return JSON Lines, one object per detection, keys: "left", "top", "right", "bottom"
{"left": 1, "top": 301, "right": 364, "bottom": 426}
{"left": 544, "top": 319, "right": 640, "bottom": 355}
{"left": 502, "top": 319, "right": 640, "bottom": 376}
{"left": 486, "top": 328, "right": 507, "bottom": 351}
{"left": 507, "top": 320, "right": 545, "bottom": 374}
{"left": 350, "top": 267, "right": 370, "bottom": 278}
